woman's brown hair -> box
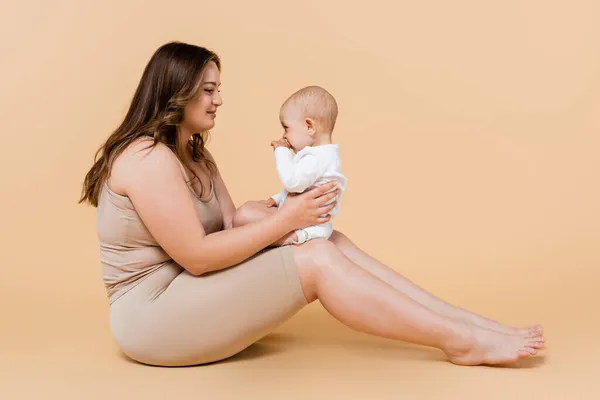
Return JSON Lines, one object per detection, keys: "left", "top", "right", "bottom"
{"left": 79, "top": 41, "right": 220, "bottom": 207}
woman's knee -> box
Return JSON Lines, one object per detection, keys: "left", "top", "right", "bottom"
{"left": 329, "top": 230, "right": 349, "bottom": 244}
{"left": 297, "top": 238, "right": 339, "bottom": 265}
{"left": 232, "top": 204, "right": 249, "bottom": 228}
{"left": 290, "top": 239, "right": 342, "bottom": 301}
{"left": 232, "top": 201, "right": 266, "bottom": 227}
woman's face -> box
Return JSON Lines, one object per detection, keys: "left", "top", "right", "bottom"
{"left": 182, "top": 61, "right": 223, "bottom": 134}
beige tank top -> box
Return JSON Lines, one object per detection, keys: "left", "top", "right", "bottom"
{"left": 96, "top": 155, "right": 223, "bottom": 304}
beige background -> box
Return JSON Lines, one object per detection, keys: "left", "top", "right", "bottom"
{"left": 1, "top": 0, "right": 599, "bottom": 398}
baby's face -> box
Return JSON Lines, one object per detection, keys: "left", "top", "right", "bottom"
{"left": 279, "top": 105, "right": 314, "bottom": 152}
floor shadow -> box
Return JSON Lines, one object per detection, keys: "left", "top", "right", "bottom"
{"left": 115, "top": 330, "right": 546, "bottom": 369}
{"left": 319, "top": 336, "right": 445, "bottom": 362}
{"left": 218, "top": 343, "right": 285, "bottom": 364}
{"left": 115, "top": 332, "right": 302, "bottom": 367}
{"left": 253, "top": 332, "right": 305, "bottom": 346}
{"left": 427, "top": 352, "right": 548, "bottom": 369}
{"left": 485, "top": 354, "right": 547, "bottom": 369}
{"left": 218, "top": 332, "right": 308, "bottom": 365}
{"left": 116, "top": 351, "right": 144, "bottom": 366}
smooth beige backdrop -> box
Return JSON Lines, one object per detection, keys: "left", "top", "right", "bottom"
{"left": 1, "top": 0, "right": 599, "bottom": 398}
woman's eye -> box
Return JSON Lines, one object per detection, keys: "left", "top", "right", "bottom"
{"left": 205, "top": 89, "right": 214, "bottom": 93}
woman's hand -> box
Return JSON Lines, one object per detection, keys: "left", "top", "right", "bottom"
{"left": 279, "top": 181, "right": 339, "bottom": 230}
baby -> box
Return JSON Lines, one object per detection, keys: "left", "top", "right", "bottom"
{"left": 267, "top": 85, "right": 347, "bottom": 245}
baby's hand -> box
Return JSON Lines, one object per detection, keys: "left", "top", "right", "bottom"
{"left": 270, "top": 137, "right": 291, "bottom": 150}
{"left": 258, "top": 197, "right": 278, "bottom": 208}
{"left": 265, "top": 198, "right": 277, "bottom": 208}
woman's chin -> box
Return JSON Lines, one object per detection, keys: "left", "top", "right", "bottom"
{"left": 201, "top": 120, "right": 216, "bottom": 131}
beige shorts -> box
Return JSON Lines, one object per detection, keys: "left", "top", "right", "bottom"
{"left": 109, "top": 246, "right": 307, "bottom": 366}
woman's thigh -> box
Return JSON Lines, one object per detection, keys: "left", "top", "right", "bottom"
{"left": 109, "top": 247, "right": 307, "bottom": 367}
{"left": 232, "top": 201, "right": 277, "bottom": 227}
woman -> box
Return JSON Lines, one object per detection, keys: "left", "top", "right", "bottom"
{"left": 80, "top": 41, "right": 545, "bottom": 367}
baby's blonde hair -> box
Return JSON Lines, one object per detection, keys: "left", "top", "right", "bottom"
{"left": 282, "top": 85, "right": 338, "bottom": 133}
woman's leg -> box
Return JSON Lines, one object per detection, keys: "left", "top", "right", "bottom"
{"left": 291, "top": 239, "right": 544, "bottom": 366}
{"left": 233, "top": 202, "right": 543, "bottom": 336}
{"left": 328, "top": 231, "right": 542, "bottom": 336}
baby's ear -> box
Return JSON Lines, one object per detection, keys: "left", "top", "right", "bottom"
{"left": 305, "top": 118, "right": 316, "bottom": 135}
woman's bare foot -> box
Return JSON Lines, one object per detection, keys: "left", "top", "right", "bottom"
{"left": 443, "top": 323, "right": 545, "bottom": 366}
{"left": 468, "top": 318, "right": 542, "bottom": 337}
{"left": 455, "top": 312, "right": 543, "bottom": 337}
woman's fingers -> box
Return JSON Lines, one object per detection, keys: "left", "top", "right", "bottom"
{"left": 321, "top": 181, "right": 338, "bottom": 193}
{"left": 312, "top": 202, "right": 336, "bottom": 225}
{"left": 317, "top": 201, "right": 337, "bottom": 214}
{"left": 315, "top": 189, "right": 339, "bottom": 206}
{"left": 307, "top": 181, "right": 337, "bottom": 198}
{"left": 317, "top": 215, "right": 332, "bottom": 223}
{"left": 298, "top": 182, "right": 339, "bottom": 225}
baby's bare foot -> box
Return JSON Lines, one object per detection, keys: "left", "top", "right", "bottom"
{"left": 444, "top": 323, "right": 545, "bottom": 366}
{"left": 272, "top": 232, "right": 298, "bottom": 247}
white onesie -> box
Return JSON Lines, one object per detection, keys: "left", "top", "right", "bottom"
{"left": 270, "top": 144, "right": 347, "bottom": 244}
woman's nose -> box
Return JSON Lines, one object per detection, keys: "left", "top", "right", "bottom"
{"left": 214, "top": 92, "right": 223, "bottom": 106}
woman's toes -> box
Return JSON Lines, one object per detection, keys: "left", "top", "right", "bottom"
{"left": 518, "top": 350, "right": 531, "bottom": 358}
{"left": 531, "top": 325, "right": 543, "bottom": 334}
{"left": 531, "top": 340, "right": 545, "bottom": 349}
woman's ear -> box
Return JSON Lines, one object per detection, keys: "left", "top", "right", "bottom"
{"left": 305, "top": 118, "right": 316, "bottom": 136}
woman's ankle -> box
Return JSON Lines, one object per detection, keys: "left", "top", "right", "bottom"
{"left": 439, "top": 321, "right": 475, "bottom": 356}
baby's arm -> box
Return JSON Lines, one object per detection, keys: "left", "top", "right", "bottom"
{"left": 274, "top": 147, "right": 321, "bottom": 193}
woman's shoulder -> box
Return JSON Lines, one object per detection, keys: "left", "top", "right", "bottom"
{"left": 109, "top": 138, "right": 181, "bottom": 195}
{"left": 124, "top": 137, "right": 174, "bottom": 161}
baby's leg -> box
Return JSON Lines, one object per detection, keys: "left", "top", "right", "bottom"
{"left": 283, "top": 222, "right": 334, "bottom": 246}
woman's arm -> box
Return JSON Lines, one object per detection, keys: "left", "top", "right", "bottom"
{"left": 118, "top": 142, "right": 337, "bottom": 276}
{"left": 204, "top": 149, "right": 236, "bottom": 230}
